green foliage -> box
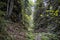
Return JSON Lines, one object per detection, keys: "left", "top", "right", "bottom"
{"left": 41, "top": 33, "right": 59, "bottom": 40}
{"left": 54, "top": 10, "right": 59, "bottom": 16}
{"left": 0, "top": 18, "right": 12, "bottom": 40}
{"left": 46, "top": 10, "right": 59, "bottom": 16}
{"left": 26, "top": 32, "right": 35, "bottom": 40}
{"left": 30, "top": 33, "right": 59, "bottom": 40}
{"left": 26, "top": 32, "right": 59, "bottom": 40}
{"left": 0, "top": 10, "right": 5, "bottom": 16}
{"left": 41, "top": 36, "right": 49, "bottom": 40}
{"left": 0, "top": 0, "right": 60, "bottom": 40}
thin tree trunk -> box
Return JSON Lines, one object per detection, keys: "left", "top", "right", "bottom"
{"left": 7, "top": 0, "right": 10, "bottom": 16}
{"left": 7, "top": 0, "right": 14, "bottom": 18}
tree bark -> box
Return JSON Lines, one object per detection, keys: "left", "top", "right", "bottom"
{"left": 7, "top": 0, "right": 14, "bottom": 18}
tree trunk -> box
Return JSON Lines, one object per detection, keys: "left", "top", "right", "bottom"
{"left": 7, "top": 0, "right": 14, "bottom": 18}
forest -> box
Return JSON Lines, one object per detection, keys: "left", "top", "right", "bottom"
{"left": 0, "top": 0, "right": 60, "bottom": 40}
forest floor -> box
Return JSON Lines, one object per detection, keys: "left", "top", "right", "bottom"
{"left": 6, "top": 22, "right": 27, "bottom": 40}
